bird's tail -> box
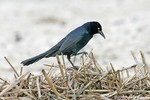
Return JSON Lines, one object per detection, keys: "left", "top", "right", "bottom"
{"left": 21, "top": 52, "right": 48, "bottom": 66}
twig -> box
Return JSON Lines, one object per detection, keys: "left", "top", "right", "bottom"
{"left": 0, "top": 71, "right": 30, "bottom": 96}
{"left": 131, "top": 51, "right": 138, "bottom": 63}
{"left": 73, "top": 72, "right": 109, "bottom": 99}
{"left": 36, "top": 76, "right": 41, "bottom": 99}
{"left": 20, "top": 67, "right": 23, "bottom": 76}
{"left": 41, "top": 69, "right": 61, "bottom": 97}
{"left": 4, "top": 57, "right": 19, "bottom": 77}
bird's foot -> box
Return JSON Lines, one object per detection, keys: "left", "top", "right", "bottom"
{"left": 80, "top": 51, "right": 88, "bottom": 58}
{"left": 72, "top": 65, "right": 79, "bottom": 70}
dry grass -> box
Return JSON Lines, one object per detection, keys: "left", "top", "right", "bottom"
{"left": 0, "top": 51, "right": 150, "bottom": 100}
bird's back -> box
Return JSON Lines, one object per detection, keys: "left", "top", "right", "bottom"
{"left": 57, "top": 26, "right": 92, "bottom": 55}
{"left": 45, "top": 24, "right": 92, "bottom": 57}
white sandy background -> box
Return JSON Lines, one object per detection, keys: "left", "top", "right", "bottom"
{"left": 0, "top": 0, "right": 150, "bottom": 80}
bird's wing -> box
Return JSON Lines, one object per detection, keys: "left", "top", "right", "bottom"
{"left": 59, "top": 28, "right": 88, "bottom": 53}
{"left": 44, "top": 37, "right": 66, "bottom": 57}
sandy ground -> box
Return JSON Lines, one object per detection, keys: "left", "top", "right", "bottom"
{"left": 0, "top": 0, "right": 150, "bottom": 80}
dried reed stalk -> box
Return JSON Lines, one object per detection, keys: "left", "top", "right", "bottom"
{"left": 0, "top": 51, "right": 149, "bottom": 99}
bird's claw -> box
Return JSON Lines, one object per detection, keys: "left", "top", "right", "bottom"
{"left": 73, "top": 66, "right": 79, "bottom": 70}
{"left": 80, "top": 52, "right": 88, "bottom": 58}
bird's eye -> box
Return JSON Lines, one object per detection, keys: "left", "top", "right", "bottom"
{"left": 98, "top": 28, "right": 100, "bottom": 31}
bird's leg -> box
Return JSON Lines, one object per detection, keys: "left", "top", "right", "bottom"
{"left": 67, "top": 55, "right": 78, "bottom": 70}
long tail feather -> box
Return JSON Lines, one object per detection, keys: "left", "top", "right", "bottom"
{"left": 21, "top": 52, "right": 47, "bottom": 66}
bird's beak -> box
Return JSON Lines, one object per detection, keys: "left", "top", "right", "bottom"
{"left": 99, "top": 30, "right": 105, "bottom": 39}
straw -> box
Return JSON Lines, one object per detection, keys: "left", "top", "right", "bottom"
{"left": 0, "top": 51, "right": 149, "bottom": 99}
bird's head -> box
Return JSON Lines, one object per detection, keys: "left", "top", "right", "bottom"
{"left": 90, "top": 21, "right": 106, "bottom": 39}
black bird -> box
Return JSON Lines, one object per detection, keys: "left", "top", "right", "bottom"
{"left": 21, "top": 21, "right": 105, "bottom": 69}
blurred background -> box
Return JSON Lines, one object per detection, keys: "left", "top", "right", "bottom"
{"left": 0, "top": 0, "right": 150, "bottom": 80}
